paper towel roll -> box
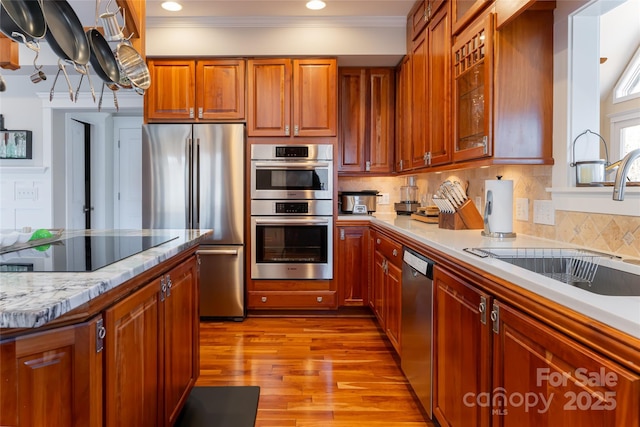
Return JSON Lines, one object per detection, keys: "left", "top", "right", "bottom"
{"left": 485, "top": 179, "right": 513, "bottom": 234}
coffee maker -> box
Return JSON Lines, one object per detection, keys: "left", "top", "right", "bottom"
{"left": 394, "top": 176, "right": 420, "bottom": 215}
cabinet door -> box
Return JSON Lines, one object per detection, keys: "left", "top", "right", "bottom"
{"left": 372, "top": 250, "right": 387, "bottom": 327}
{"left": 368, "top": 68, "right": 395, "bottom": 173}
{"left": 452, "top": 11, "right": 494, "bottom": 162}
{"left": 337, "top": 226, "right": 370, "bottom": 306}
{"left": 162, "top": 256, "right": 199, "bottom": 426}
{"left": 411, "top": 30, "right": 429, "bottom": 169}
{"left": 385, "top": 260, "right": 402, "bottom": 355}
{"left": 197, "top": 59, "right": 246, "bottom": 120}
{"left": 293, "top": 58, "right": 337, "bottom": 137}
{"left": 452, "top": 0, "right": 493, "bottom": 35}
{"left": 104, "top": 280, "right": 160, "bottom": 427}
{"left": 395, "top": 56, "right": 412, "bottom": 172}
{"left": 410, "top": 0, "right": 428, "bottom": 40}
{"left": 247, "top": 58, "right": 292, "bottom": 136}
{"left": 433, "top": 266, "right": 492, "bottom": 427}
{"left": 427, "top": 5, "right": 452, "bottom": 166}
{"left": 338, "top": 68, "right": 367, "bottom": 172}
{"left": 492, "top": 301, "right": 640, "bottom": 427}
{"left": 146, "top": 59, "right": 196, "bottom": 121}
{"left": 0, "top": 316, "right": 103, "bottom": 427}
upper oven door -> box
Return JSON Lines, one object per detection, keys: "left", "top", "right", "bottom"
{"left": 251, "top": 160, "right": 333, "bottom": 200}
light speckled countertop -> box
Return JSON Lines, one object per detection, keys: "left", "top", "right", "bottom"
{"left": 339, "top": 214, "right": 640, "bottom": 339}
{"left": 0, "top": 229, "right": 212, "bottom": 329}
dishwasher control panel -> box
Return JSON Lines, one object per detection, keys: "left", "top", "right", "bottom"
{"left": 403, "top": 249, "right": 433, "bottom": 277}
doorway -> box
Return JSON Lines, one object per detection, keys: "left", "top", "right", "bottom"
{"left": 68, "top": 119, "right": 92, "bottom": 229}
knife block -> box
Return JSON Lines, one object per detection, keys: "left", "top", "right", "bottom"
{"left": 439, "top": 199, "right": 484, "bottom": 230}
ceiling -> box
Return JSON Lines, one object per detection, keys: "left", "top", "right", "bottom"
{"left": 69, "top": 0, "right": 415, "bottom": 26}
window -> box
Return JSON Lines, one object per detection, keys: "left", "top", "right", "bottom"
{"left": 612, "top": 115, "right": 640, "bottom": 181}
{"left": 614, "top": 46, "right": 640, "bottom": 103}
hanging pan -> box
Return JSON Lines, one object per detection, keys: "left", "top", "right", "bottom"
{"left": 114, "top": 39, "right": 150, "bottom": 95}
{"left": 0, "top": 0, "right": 47, "bottom": 82}
{"left": 87, "top": 28, "right": 120, "bottom": 110}
{"left": 41, "top": 0, "right": 94, "bottom": 102}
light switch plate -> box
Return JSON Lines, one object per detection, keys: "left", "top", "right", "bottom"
{"left": 533, "top": 200, "right": 554, "bottom": 225}
{"left": 379, "top": 193, "right": 390, "bottom": 205}
{"left": 516, "top": 198, "right": 529, "bottom": 221}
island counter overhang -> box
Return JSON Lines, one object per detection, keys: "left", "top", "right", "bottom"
{"left": 0, "top": 229, "right": 212, "bottom": 335}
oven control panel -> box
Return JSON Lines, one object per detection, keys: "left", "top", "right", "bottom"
{"left": 275, "top": 202, "right": 309, "bottom": 214}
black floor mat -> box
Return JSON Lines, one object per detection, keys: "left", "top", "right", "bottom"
{"left": 175, "top": 386, "right": 260, "bottom": 427}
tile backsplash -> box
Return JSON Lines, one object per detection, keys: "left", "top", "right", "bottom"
{"left": 339, "top": 165, "right": 640, "bottom": 259}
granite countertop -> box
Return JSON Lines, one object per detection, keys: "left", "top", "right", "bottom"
{"left": 0, "top": 229, "right": 212, "bottom": 329}
{"left": 338, "top": 214, "right": 640, "bottom": 339}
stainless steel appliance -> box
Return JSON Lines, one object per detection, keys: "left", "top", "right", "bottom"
{"left": 395, "top": 175, "right": 420, "bottom": 215}
{"left": 251, "top": 199, "right": 333, "bottom": 279}
{"left": 142, "top": 123, "right": 245, "bottom": 319}
{"left": 250, "top": 144, "right": 333, "bottom": 200}
{"left": 401, "top": 247, "right": 435, "bottom": 418}
{"left": 338, "top": 190, "right": 379, "bottom": 215}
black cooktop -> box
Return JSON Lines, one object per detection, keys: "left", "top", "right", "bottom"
{"left": 0, "top": 234, "right": 178, "bottom": 273}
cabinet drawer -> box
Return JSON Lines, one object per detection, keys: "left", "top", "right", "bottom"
{"left": 248, "top": 291, "right": 337, "bottom": 309}
{"left": 373, "top": 232, "right": 403, "bottom": 267}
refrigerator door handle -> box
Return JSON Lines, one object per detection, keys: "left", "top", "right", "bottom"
{"left": 186, "top": 138, "right": 193, "bottom": 228}
{"left": 196, "top": 249, "right": 239, "bottom": 256}
{"left": 195, "top": 139, "right": 200, "bottom": 229}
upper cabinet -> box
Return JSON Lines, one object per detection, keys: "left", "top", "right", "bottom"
{"left": 145, "top": 59, "right": 246, "bottom": 123}
{"left": 397, "top": 1, "right": 451, "bottom": 172}
{"left": 247, "top": 58, "right": 337, "bottom": 138}
{"left": 338, "top": 68, "right": 395, "bottom": 174}
{"left": 409, "top": 0, "right": 448, "bottom": 40}
{"left": 452, "top": 0, "right": 493, "bottom": 35}
{"left": 451, "top": 6, "right": 553, "bottom": 164}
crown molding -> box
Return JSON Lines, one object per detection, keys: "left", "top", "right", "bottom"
{"left": 147, "top": 15, "right": 406, "bottom": 28}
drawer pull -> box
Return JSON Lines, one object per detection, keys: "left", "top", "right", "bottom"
{"left": 377, "top": 238, "right": 381, "bottom": 244}
{"left": 261, "top": 296, "right": 267, "bottom": 303}
{"left": 316, "top": 296, "right": 323, "bottom": 303}
{"left": 392, "top": 249, "right": 398, "bottom": 257}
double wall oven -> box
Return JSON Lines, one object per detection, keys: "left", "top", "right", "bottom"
{"left": 250, "top": 144, "right": 334, "bottom": 280}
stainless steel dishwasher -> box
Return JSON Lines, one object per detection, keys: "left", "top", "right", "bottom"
{"left": 401, "top": 247, "right": 435, "bottom": 419}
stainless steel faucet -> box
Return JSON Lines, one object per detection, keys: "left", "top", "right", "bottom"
{"left": 613, "top": 148, "right": 640, "bottom": 201}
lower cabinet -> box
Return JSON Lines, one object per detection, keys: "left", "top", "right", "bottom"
{"left": 371, "top": 230, "right": 403, "bottom": 355}
{"left": 0, "top": 316, "right": 103, "bottom": 427}
{"left": 434, "top": 265, "right": 640, "bottom": 427}
{"left": 0, "top": 253, "right": 199, "bottom": 427}
{"left": 105, "top": 255, "right": 198, "bottom": 427}
{"left": 337, "top": 226, "right": 370, "bottom": 306}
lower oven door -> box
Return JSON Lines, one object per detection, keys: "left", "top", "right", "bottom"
{"left": 251, "top": 216, "right": 333, "bottom": 280}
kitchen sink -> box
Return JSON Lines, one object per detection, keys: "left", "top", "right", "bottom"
{"left": 465, "top": 247, "right": 640, "bottom": 296}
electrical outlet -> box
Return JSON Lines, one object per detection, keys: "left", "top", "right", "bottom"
{"left": 515, "top": 198, "right": 529, "bottom": 221}
{"left": 379, "top": 193, "right": 390, "bottom": 205}
{"left": 15, "top": 187, "right": 37, "bottom": 200}
{"left": 533, "top": 200, "right": 555, "bottom": 225}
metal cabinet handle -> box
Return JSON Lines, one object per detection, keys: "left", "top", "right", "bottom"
{"left": 285, "top": 125, "right": 290, "bottom": 136}
{"left": 479, "top": 296, "right": 487, "bottom": 325}
{"left": 261, "top": 296, "right": 267, "bottom": 303}
{"left": 160, "top": 277, "right": 167, "bottom": 301}
{"left": 198, "top": 107, "right": 203, "bottom": 119}
{"left": 189, "top": 107, "right": 194, "bottom": 119}
{"left": 316, "top": 296, "right": 323, "bottom": 303}
{"left": 377, "top": 238, "right": 381, "bottom": 244}
{"left": 294, "top": 125, "right": 299, "bottom": 136}
{"left": 392, "top": 249, "right": 398, "bottom": 257}
{"left": 166, "top": 274, "right": 172, "bottom": 298}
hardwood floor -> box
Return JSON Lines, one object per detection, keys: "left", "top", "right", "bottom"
{"left": 197, "top": 316, "right": 434, "bottom": 427}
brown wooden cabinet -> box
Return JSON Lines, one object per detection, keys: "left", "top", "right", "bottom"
{"left": 104, "top": 255, "right": 198, "bottom": 427}
{"left": 145, "top": 58, "right": 246, "bottom": 122}
{"left": 452, "top": 0, "right": 493, "bottom": 35}
{"left": 398, "top": 2, "right": 451, "bottom": 172}
{"left": 452, "top": 7, "right": 553, "bottom": 165}
{"left": 409, "top": 0, "right": 448, "bottom": 40}
{"left": 338, "top": 68, "right": 395, "bottom": 174}
{"left": 336, "top": 226, "right": 370, "bottom": 306}
{"left": 492, "top": 301, "right": 640, "bottom": 427}
{"left": 371, "top": 231, "right": 403, "bottom": 354}
{"left": 247, "top": 58, "right": 337, "bottom": 138}
{"left": 0, "top": 316, "right": 103, "bottom": 427}
{"left": 395, "top": 56, "right": 413, "bottom": 172}
{"left": 161, "top": 257, "right": 199, "bottom": 426}
{"left": 433, "top": 265, "right": 492, "bottom": 427}
{"left": 433, "top": 263, "right": 640, "bottom": 427}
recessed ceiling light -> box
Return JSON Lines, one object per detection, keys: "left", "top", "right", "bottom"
{"left": 306, "top": 0, "right": 326, "bottom": 10}
{"left": 161, "top": 1, "right": 182, "bottom": 12}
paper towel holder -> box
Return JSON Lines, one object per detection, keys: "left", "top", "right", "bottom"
{"left": 481, "top": 176, "right": 516, "bottom": 239}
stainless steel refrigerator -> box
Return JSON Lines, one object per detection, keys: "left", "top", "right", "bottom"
{"left": 142, "top": 123, "right": 245, "bottom": 319}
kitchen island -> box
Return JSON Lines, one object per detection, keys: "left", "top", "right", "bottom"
{"left": 0, "top": 229, "right": 210, "bottom": 427}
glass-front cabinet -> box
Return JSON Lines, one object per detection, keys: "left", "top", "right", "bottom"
{"left": 452, "top": 10, "right": 493, "bottom": 162}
